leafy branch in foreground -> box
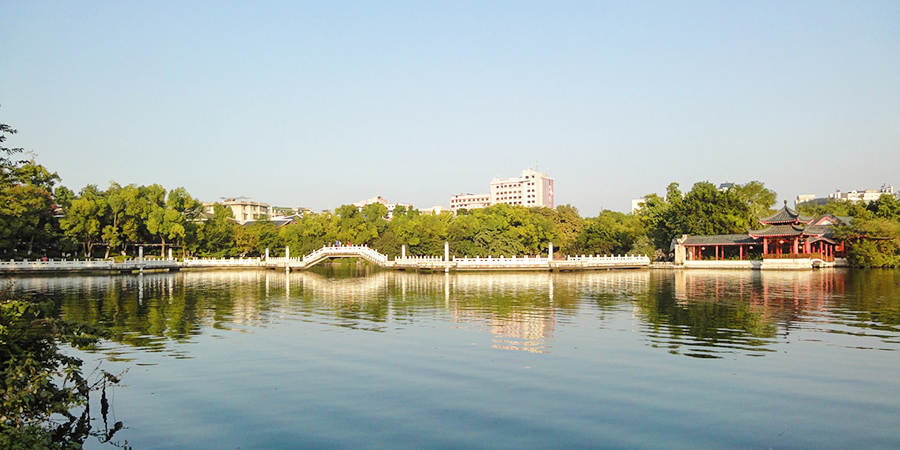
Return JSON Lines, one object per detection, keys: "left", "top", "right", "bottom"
{"left": 0, "top": 285, "right": 130, "bottom": 449}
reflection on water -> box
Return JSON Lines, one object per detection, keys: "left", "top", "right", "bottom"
{"left": 9, "top": 268, "right": 900, "bottom": 360}
{"left": 8, "top": 268, "right": 900, "bottom": 450}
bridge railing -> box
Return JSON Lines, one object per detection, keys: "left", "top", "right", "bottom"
{"left": 0, "top": 259, "right": 114, "bottom": 270}
{"left": 454, "top": 256, "right": 549, "bottom": 266}
{"left": 302, "top": 246, "right": 389, "bottom": 264}
{"left": 183, "top": 257, "right": 262, "bottom": 266}
{"left": 566, "top": 254, "right": 649, "bottom": 262}
{"left": 396, "top": 255, "right": 445, "bottom": 263}
{"left": 266, "top": 257, "right": 303, "bottom": 264}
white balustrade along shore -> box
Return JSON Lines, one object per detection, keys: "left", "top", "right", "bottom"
{"left": 182, "top": 257, "right": 263, "bottom": 268}
{"left": 0, "top": 257, "right": 182, "bottom": 272}
{"left": 0, "top": 258, "right": 116, "bottom": 271}
{"left": 1, "top": 245, "right": 651, "bottom": 274}
{"left": 0, "top": 256, "right": 265, "bottom": 273}
{"left": 454, "top": 256, "right": 549, "bottom": 268}
{"left": 564, "top": 254, "right": 650, "bottom": 262}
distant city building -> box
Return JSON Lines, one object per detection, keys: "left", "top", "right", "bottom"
{"left": 203, "top": 198, "right": 311, "bottom": 225}
{"left": 450, "top": 168, "right": 554, "bottom": 213}
{"left": 449, "top": 193, "right": 492, "bottom": 212}
{"left": 796, "top": 185, "right": 894, "bottom": 207}
{"left": 419, "top": 205, "right": 451, "bottom": 215}
{"left": 353, "top": 196, "right": 413, "bottom": 218}
{"left": 272, "top": 206, "right": 312, "bottom": 216}
{"left": 203, "top": 198, "right": 271, "bottom": 224}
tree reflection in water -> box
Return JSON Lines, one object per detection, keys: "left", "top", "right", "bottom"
{"left": 9, "top": 268, "right": 900, "bottom": 360}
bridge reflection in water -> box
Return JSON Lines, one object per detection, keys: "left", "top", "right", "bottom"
{"left": 11, "top": 268, "right": 895, "bottom": 359}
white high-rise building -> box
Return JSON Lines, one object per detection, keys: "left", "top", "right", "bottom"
{"left": 450, "top": 168, "right": 554, "bottom": 213}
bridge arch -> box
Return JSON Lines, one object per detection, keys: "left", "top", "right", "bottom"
{"left": 300, "top": 246, "right": 390, "bottom": 269}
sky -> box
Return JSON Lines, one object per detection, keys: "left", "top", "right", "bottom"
{"left": 1, "top": 1, "right": 898, "bottom": 214}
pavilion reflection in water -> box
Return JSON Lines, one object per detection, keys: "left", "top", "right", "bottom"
{"left": 10, "top": 268, "right": 874, "bottom": 359}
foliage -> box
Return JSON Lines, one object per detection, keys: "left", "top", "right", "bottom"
{"left": 569, "top": 210, "right": 649, "bottom": 256}
{"left": 0, "top": 119, "right": 24, "bottom": 184}
{"left": 730, "top": 181, "right": 777, "bottom": 229}
{"left": 797, "top": 199, "right": 870, "bottom": 218}
{"left": 0, "top": 289, "right": 127, "bottom": 449}
{"left": 867, "top": 193, "right": 900, "bottom": 221}
{"left": 196, "top": 204, "right": 237, "bottom": 257}
{"left": 5, "top": 114, "right": 897, "bottom": 266}
{"left": 0, "top": 120, "right": 63, "bottom": 255}
{"left": 837, "top": 217, "right": 900, "bottom": 268}
{"left": 636, "top": 181, "right": 773, "bottom": 256}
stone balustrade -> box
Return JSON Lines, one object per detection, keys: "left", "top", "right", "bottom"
{"left": 0, "top": 245, "right": 653, "bottom": 273}
{"left": 454, "top": 256, "right": 549, "bottom": 266}
{"left": 183, "top": 257, "right": 262, "bottom": 267}
{"left": 566, "top": 254, "right": 649, "bottom": 262}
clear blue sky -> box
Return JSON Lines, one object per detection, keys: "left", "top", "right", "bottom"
{"left": 2, "top": 1, "right": 898, "bottom": 214}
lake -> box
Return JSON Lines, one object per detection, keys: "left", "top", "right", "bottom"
{"left": 11, "top": 268, "right": 900, "bottom": 449}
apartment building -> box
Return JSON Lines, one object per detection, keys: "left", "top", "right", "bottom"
{"left": 203, "top": 198, "right": 271, "bottom": 224}
{"left": 796, "top": 184, "right": 895, "bottom": 207}
{"left": 450, "top": 168, "right": 554, "bottom": 213}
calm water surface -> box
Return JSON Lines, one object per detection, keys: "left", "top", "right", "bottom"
{"left": 12, "top": 268, "right": 900, "bottom": 449}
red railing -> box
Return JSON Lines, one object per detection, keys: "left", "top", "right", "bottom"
{"left": 765, "top": 252, "right": 833, "bottom": 262}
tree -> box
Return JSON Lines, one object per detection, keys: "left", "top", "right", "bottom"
{"left": 0, "top": 121, "right": 61, "bottom": 255}
{"left": 837, "top": 217, "right": 900, "bottom": 268}
{"left": 867, "top": 193, "right": 900, "bottom": 221}
{"left": 550, "top": 204, "right": 584, "bottom": 253}
{"left": 571, "top": 210, "right": 646, "bottom": 256}
{"left": 59, "top": 186, "right": 108, "bottom": 257}
{"left": 0, "top": 118, "right": 24, "bottom": 185}
{"left": 730, "top": 181, "right": 777, "bottom": 228}
{"left": 146, "top": 187, "right": 201, "bottom": 257}
{"left": 639, "top": 181, "right": 759, "bottom": 254}
{"left": 197, "top": 204, "right": 237, "bottom": 257}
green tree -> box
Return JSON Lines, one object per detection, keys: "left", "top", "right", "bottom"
{"left": 197, "top": 204, "right": 237, "bottom": 257}
{"left": 638, "top": 181, "right": 758, "bottom": 256}
{"left": 146, "top": 187, "right": 201, "bottom": 257}
{"left": 0, "top": 119, "right": 24, "bottom": 185}
{"left": 59, "top": 186, "right": 108, "bottom": 257}
{"left": 837, "top": 218, "right": 900, "bottom": 268}
{"left": 0, "top": 123, "right": 63, "bottom": 255}
{"left": 867, "top": 193, "right": 900, "bottom": 221}
{"left": 550, "top": 204, "right": 584, "bottom": 253}
{"left": 571, "top": 210, "right": 646, "bottom": 256}
{"left": 730, "top": 181, "right": 777, "bottom": 228}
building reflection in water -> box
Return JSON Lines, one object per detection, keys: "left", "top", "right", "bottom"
{"left": 10, "top": 267, "right": 893, "bottom": 359}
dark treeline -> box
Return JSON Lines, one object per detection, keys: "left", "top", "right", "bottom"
{"left": 3, "top": 117, "right": 900, "bottom": 266}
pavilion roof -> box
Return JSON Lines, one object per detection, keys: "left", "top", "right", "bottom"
{"left": 803, "top": 225, "right": 835, "bottom": 237}
{"left": 748, "top": 224, "right": 806, "bottom": 238}
{"left": 759, "top": 204, "right": 814, "bottom": 225}
{"left": 681, "top": 234, "right": 760, "bottom": 246}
